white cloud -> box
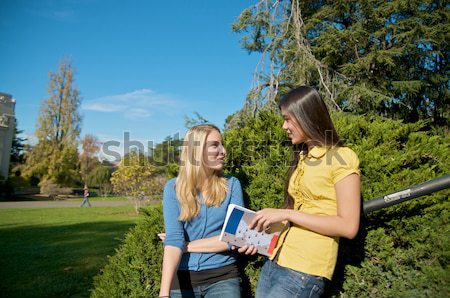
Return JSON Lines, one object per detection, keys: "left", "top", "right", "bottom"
{"left": 127, "top": 108, "right": 151, "bottom": 118}
{"left": 82, "top": 102, "right": 125, "bottom": 112}
{"left": 83, "top": 89, "right": 181, "bottom": 118}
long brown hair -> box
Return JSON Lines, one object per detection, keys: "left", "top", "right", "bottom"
{"left": 279, "top": 86, "right": 343, "bottom": 209}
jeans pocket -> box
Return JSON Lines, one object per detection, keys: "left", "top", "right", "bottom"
{"left": 307, "top": 277, "right": 325, "bottom": 298}
{"left": 289, "top": 271, "right": 325, "bottom": 298}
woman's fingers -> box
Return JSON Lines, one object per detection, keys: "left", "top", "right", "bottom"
{"left": 237, "top": 245, "right": 248, "bottom": 254}
{"left": 249, "top": 215, "right": 259, "bottom": 229}
{"left": 157, "top": 233, "right": 166, "bottom": 241}
{"left": 237, "top": 245, "right": 258, "bottom": 255}
{"left": 263, "top": 221, "right": 271, "bottom": 232}
{"left": 250, "top": 213, "right": 266, "bottom": 232}
{"left": 254, "top": 216, "right": 269, "bottom": 232}
{"left": 250, "top": 209, "right": 278, "bottom": 232}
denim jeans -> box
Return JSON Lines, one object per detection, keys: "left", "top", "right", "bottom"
{"left": 256, "top": 260, "right": 326, "bottom": 298}
{"left": 80, "top": 198, "right": 91, "bottom": 207}
{"left": 169, "top": 277, "right": 241, "bottom": 298}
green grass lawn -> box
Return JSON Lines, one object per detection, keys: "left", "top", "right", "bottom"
{"left": 85, "top": 196, "right": 128, "bottom": 202}
{"left": 0, "top": 205, "right": 139, "bottom": 298}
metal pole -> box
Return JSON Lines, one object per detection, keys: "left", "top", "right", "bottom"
{"left": 363, "top": 174, "right": 450, "bottom": 214}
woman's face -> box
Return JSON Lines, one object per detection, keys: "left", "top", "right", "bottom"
{"left": 281, "top": 106, "right": 307, "bottom": 145}
{"left": 203, "top": 130, "right": 226, "bottom": 170}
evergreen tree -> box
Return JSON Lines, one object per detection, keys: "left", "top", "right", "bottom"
{"left": 24, "top": 60, "right": 82, "bottom": 186}
{"left": 232, "top": 0, "right": 449, "bottom": 126}
{"left": 149, "top": 136, "right": 183, "bottom": 168}
{"left": 10, "top": 122, "right": 26, "bottom": 165}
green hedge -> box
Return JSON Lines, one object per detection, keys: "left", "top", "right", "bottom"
{"left": 91, "top": 206, "right": 164, "bottom": 298}
{"left": 91, "top": 112, "right": 449, "bottom": 297}
{"left": 329, "top": 114, "right": 449, "bottom": 297}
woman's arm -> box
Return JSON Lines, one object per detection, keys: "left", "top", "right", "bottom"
{"left": 160, "top": 181, "right": 185, "bottom": 296}
{"left": 186, "top": 235, "right": 229, "bottom": 253}
{"left": 159, "top": 246, "right": 183, "bottom": 297}
{"left": 158, "top": 234, "right": 257, "bottom": 255}
{"left": 250, "top": 173, "right": 361, "bottom": 239}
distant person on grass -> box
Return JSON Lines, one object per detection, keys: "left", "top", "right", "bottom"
{"left": 159, "top": 124, "right": 255, "bottom": 298}
{"left": 80, "top": 185, "right": 91, "bottom": 207}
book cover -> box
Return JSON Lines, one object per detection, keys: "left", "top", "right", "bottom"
{"left": 219, "top": 204, "right": 285, "bottom": 257}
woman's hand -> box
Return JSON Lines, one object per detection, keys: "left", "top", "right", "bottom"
{"left": 157, "top": 233, "right": 166, "bottom": 241}
{"left": 249, "top": 208, "right": 288, "bottom": 232}
{"left": 235, "top": 245, "right": 258, "bottom": 255}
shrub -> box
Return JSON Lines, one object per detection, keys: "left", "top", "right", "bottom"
{"left": 0, "top": 176, "right": 14, "bottom": 198}
{"left": 39, "top": 179, "right": 72, "bottom": 199}
{"left": 331, "top": 114, "right": 450, "bottom": 297}
{"left": 91, "top": 205, "right": 164, "bottom": 297}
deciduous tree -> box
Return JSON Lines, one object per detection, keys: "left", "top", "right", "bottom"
{"left": 87, "top": 165, "right": 114, "bottom": 196}
{"left": 80, "top": 134, "right": 100, "bottom": 185}
{"left": 24, "top": 60, "right": 82, "bottom": 186}
{"left": 111, "top": 151, "right": 165, "bottom": 214}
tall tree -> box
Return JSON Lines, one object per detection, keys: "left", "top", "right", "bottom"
{"left": 149, "top": 136, "right": 183, "bottom": 166}
{"left": 10, "top": 122, "right": 26, "bottom": 165}
{"left": 232, "top": 0, "right": 449, "bottom": 126}
{"left": 80, "top": 134, "right": 100, "bottom": 185}
{"left": 87, "top": 164, "right": 114, "bottom": 196}
{"left": 24, "top": 60, "right": 82, "bottom": 186}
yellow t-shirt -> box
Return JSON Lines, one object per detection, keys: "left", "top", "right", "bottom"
{"left": 270, "top": 146, "right": 360, "bottom": 280}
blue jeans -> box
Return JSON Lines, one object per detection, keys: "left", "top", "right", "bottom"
{"left": 169, "top": 277, "right": 241, "bottom": 298}
{"left": 80, "top": 198, "right": 91, "bottom": 207}
{"left": 256, "top": 260, "right": 326, "bottom": 298}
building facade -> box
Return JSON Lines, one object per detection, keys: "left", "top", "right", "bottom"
{"left": 0, "top": 92, "right": 16, "bottom": 179}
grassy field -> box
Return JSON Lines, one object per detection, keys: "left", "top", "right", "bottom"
{"left": 67, "top": 195, "right": 129, "bottom": 202}
{"left": 0, "top": 205, "right": 139, "bottom": 297}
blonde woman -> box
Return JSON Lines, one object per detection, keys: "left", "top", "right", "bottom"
{"left": 159, "top": 124, "right": 246, "bottom": 298}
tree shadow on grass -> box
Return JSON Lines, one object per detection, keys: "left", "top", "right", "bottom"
{"left": 0, "top": 221, "right": 135, "bottom": 298}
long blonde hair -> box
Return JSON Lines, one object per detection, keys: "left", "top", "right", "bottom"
{"left": 176, "top": 124, "right": 228, "bottom": 221}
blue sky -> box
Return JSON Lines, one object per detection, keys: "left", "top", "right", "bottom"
{"left": 0, "top": 0, "right": 259, "bottom": 159}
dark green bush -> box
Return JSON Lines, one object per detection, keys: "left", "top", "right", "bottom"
{"left": 224, "top": 110, "right": 289, "bottom": 211}
{"left": 91, "top": 206, "right": 164, "bottom": 298}
{"left": 331, "top": 114, "right": 449, "bottom": 297}
{"left": 91, "top": 111, "right": 449, "bottom": 297}
{"left": 0, "top": 177, "right": 14, "bottom": 199}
